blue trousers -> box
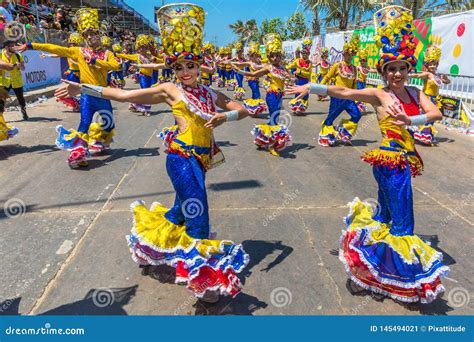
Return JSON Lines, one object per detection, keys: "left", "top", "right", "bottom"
{"left": 248, "top": 80, "right": 261, "bottom": 99}
{"left": 266, "top": 91, "right": 283, "bottom": 125}
{"left": 236, "top": 72, "right": 243, "bottom": 87}
{"left": 295, "top": 77, "right": 309, "bottom": 100}
{"left": 139, "top": 74, "right": 153, "bottom": 89}
{"left": 372, "top": 164, "right": 414, "bottom": 236}
{"left": 164, "top": 153, "right": 210, "bottom": 239}
{"left": 152, "top": 70, "right": 159, "bottom": 85}
{"left": 324, "top": 97, "right": 362, "bottom": 126}
{"left": 78, "top": 94, "right": 114, "bottom": 134}
{"left": 66, "top": 70, "right": 80, "bottom": 83}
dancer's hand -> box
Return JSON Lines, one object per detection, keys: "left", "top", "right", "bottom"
{"left": 204, "top": 112, "right": 227, "bottom": 129}
{"left": 286, "top": 84, "right": 310, "bottom": 101}
{"left": 386, "top": 103, "right": 411, "bottom": 126}
{"left": 12, "top": 43, "right": 28, "bottom": 53}
{"left": 55, "top": 79, "right": 81, "bottom": 98}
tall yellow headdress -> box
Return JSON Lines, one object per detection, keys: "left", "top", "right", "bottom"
{"left": 248, "top": 41, "right": 260, "bottom": 55}
{"left": 101, "top": 36, "right": 112, "bottom": 48}
{"left": 202, "top": 41, "right": 215, "bottom": 53}
{"left": 373, "top": 5, "right": 416, "bottom": 72}
{"left": 263, "top": 33, "right": 282, "bottom": 54}
{"left": 157, "top": 3, "right": 205, "bottom": 66}
{"left": 112, "top": 43, "right": 122, "bottom": 53}
{"left": 301, "top": 37, "right": 312, "bottom": 53}
{"left": 135, "top": 34, "right": 150, "bottom": 50}
{"left": 76, "top": 8, "right": 99, "bottom": 34}
{"left": 234, "top": 41, "right": 243, "bottom": 52}
{"left": 424, "top": 45, "right": 441, "bottom": 64}
{"left": 358, "top": 47, "right": 368, "bottom": 60}
{"left": 68, "top": 32, "right": 83, "bottom": 45}
{"left": 343, "top": 34, "right": 359, "bottom": 54}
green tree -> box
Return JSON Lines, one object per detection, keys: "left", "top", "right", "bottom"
{"left": 286, "top": 11, "right": 309, "bottom": 39}
{"left": 259, "top": 18, "right": 288, "bottom": 41}
{"left": 229, "top": 19, "right": 259, "bottom": 43}
{"left": 301, "top": 0, "right": 325, "bottom": 36}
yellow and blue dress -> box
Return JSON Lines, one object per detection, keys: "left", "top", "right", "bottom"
{"left": 117, "top": 53, "right": 155, "bottom": 113}
{"left": 27, "top": 42, "right": 120, "bottom": 166}
{"left": 287, "top": 58, "right": 312, "bottom": 114}
{"left": 129, "top": 84, "right": 248, "bottom": 298}
{"left": 243, "top": 63, "right": 267, "bottom": 115}
{"left": 319, "top": 61, "right": 361, "bottom": 146}
{"left": 58, "top": 57, "right": 81, "bottom": 111}
{"left": 252, "top": 65, "right": 292, "bottom": 155}
{"left": 340, "top": 87, "right": 448, "bottom": 303}
{"left": 412, "top": 75, "right": 443, "bottom": 145}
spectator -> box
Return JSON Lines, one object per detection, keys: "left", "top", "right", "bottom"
{"left": 0, "top": 14, "right": 5, "bottom": 29}
{"left": 0, "top": 0, "right": 13, "bottom": 22}
{"left": 0, "top": 40, "right": 28, "bottom": 120}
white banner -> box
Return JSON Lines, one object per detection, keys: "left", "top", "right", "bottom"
{"left": 282, "top": 39, "right": 302, "bottom": 60}
{"left": 431, "top": 10, "right": 474, "bottom": 77}
{"left": 21, "top": 50, "right": 62, "bottom": 91}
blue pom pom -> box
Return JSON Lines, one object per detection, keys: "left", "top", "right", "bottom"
{"left": 401, "top": 29, "right": 407, "bottom": 35}
{"left": 381, "top": 36, "right": 390, "bottom": 44}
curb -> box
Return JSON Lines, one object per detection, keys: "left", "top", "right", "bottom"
{"left": 6, "top": 85, "right": 58, "bottom": 107}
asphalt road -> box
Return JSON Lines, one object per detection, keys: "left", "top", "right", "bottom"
{"left": 1, "top": 80, "right": 473, "bottom": 316}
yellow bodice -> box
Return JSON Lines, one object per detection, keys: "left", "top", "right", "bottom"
{"left": 268, "top": 66, "right": 286, "bottom": 92}
{"left": 422, "top": 77, "right": 440, "bottom": 97}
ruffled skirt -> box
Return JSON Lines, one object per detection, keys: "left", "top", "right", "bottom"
{"left": 339, "top": 198, "right": 449, "bottom": 303}
{"left": 127, "top": 201, "right": 249, "bottom": 298}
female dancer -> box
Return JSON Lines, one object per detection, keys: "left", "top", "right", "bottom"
{"left": 117, "top": 34, "right": 156, "bottom": 116}
{"left": 232, "top": 41, "right": 246, "bottom": 101}
{"left": 234, "top": 33, "right": 293, "bottom": 156}
{"left": 109, "top": 43, "right": 126, "bottom": 89}
{"left": 232, "top": 41, "right": 267, "bottom": 115}
{"left": 287, "top": 38, "right": 313, "bottom": 115}
{"left": 200, "top": 42, "right": 215, "bottom": 87}
{"left": 318, "top": 36, "right": 361, "bottom": 146}
{"left": 288, "top": 5, "right": 448, "bottom": 304}
{"left": 355, "top": 47, "right": 376, "bottom": 113}
{"left": 16, "top": 8, "right": 120, "bottom": 167}
{"left": 410, "top": 45, "right": 450, "bottom": 145}
{"left": 56, "top": 3, "right": 249, "bottom": 303}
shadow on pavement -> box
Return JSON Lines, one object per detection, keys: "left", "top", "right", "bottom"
{"left": 0, "top": 286, "right": 138, "bottom": 316}
{"left": 208, "top": 180, "right": 262, "bottom": 192}
{"left": 103, "top": 147, "right": 159, "bottom": 163}
{"left": 0, "top": 144, "right": 59, "bottom": 160}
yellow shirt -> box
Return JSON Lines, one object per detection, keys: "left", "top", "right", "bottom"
{"left": 1, "top": 49, "right": 24, "bottom": 88}
{"left": 321, "top": 61, "right": 356, "bottom": 88}
{"left": 31, "top": 43, "right": 119, "bottom": 86}
{"left": 268, "top": 66, "right": 286, "bottom": 92}
{"left": 116, "top": 53, "right": 154, "bottom": 77}
{"left": 286, "top": 58, "right": 312, "bottom": 79}
{"left": 422, "top": 77, "right": 440, "bottom": 97}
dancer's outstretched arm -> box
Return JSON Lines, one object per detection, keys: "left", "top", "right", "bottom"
{"left": 204, "top": 91, "right": 250, "bottom": 129}
{"left": 55, "top": 79, "right": 177, "bottom": 106}
{"left": 286, "top": 83, "right": 441, "bottom": 125}
{"left": 132, "top": 63, "right": 166, "bottom": 70}
{"left": 232, "top": 64, "right": 269, "bottom": 78}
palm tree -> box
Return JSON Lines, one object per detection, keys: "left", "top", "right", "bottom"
{"left": 394, "top": 0, "right": 438, "bottom": 18}
{"left": 323, "top": 0, "right": 375, "bottom": 30}
{"left": 229, "top": 19, "right": 258, "bottom": 43}
{"left": 300, "top": 0, "right": 325, "bottom": 35}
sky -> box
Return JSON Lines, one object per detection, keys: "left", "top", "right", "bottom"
{"left": 124, "top": 0, "right": 311, "bottom": 45}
